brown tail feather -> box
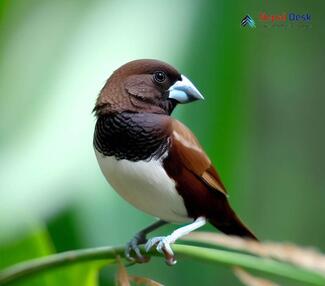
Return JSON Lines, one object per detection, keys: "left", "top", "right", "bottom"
{"left": 209, "top": 212, "right": 258, "bottom": 241}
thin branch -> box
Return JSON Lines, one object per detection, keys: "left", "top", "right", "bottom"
{"left": 0, "top": 245, "right": 126, "bottom": 285}
{"left": 1, "top": 244, "right": 325, "bottom": 286}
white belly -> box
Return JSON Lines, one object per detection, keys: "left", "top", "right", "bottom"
{"left": 95, "top": 149, "right": 190, "bottom": 223}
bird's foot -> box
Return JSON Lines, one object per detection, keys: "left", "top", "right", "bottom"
{"left": 125, "top": 232, "right": 150, "bottom": 263}
{"left": 145, "top": 236, "right": 177, "bottom": 266}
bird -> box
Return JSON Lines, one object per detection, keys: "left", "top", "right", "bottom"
{"left": 93, "top": 59, "right": 257, "bottom": 265}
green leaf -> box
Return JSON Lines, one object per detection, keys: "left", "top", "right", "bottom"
{"left": 32, "top": 261, "right": 106, "bottom": 286}
{"left": 0, "top": 227, "right": 106, "bottom": 286}
{"left": 0, "top": 227, "right": 54, "bottom": 271}
{"left": 0, "top": 228, "right": 54, "bottom": 286}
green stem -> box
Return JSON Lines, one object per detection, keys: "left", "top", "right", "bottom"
{"left": 0, "top": 244, "right": 324, "bottom": 285}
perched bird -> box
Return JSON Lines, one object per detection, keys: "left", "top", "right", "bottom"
{"left": 93, "top": 59, "right": 257, "bottom": 265}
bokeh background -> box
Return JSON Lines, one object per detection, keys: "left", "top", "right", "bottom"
{"left": 1, "top": 0, "right": 324, "bottom": 285}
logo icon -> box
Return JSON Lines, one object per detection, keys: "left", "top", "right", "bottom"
{"left": 241, "top": 15, "right": 256, "bottom": 28}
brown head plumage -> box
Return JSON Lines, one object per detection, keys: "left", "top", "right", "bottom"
{"left": 94, "top": 59, "right": 182, "bottom": 116}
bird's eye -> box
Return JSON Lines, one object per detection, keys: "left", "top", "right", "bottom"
{"left": 153, "top": 71, "right": 167, "bottom": 83}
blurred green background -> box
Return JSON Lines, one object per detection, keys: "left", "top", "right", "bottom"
{"left": 1, "top": 0, "right": 324, "bottom": 285}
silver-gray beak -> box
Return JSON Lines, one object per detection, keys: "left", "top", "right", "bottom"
{"left": 168, "top": 75, "right": 204, "bottom": 103}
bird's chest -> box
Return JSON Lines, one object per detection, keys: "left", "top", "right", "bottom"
{"left": 95, "top": 149, "right": 190, "bottom": 223}
{"left": 93, "top": 113, "right": 168, "bottom": 161}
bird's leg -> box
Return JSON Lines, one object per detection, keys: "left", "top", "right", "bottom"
{"left": 145, "top": 217, "right": 206, "bottom": 265}
{"left": 125, "top": 220, "right": 167, "bottom": 263}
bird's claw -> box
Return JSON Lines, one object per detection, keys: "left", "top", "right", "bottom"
{"left": 145, "top": 236, "right": 177, "bottom": 266}
{"left": 125, "top": 233, "right": 150, "bottom": 263}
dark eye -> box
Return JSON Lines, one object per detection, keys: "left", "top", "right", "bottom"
{"left": 153, "top": 71, "right": 167, "bottom": 83}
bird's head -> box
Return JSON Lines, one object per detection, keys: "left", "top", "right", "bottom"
{"left": 94, "top": 59, "right": 204, "bottom": 116}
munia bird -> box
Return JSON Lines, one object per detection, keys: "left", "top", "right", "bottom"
{"left": 93, "top": 59, "right": 257, "bottom": 265}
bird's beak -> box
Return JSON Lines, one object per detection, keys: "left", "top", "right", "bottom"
{"left": 168, "top": 75, "right": 204, "bottom": 103}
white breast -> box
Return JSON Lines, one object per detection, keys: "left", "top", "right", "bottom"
{"left": 95, "top": 149, "right": 190, "bottom": 223}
